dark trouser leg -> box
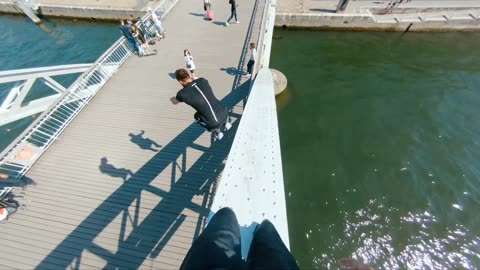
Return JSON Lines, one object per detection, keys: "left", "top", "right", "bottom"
{"left": 194, "top": 112, "right": 209, "bottom": 130}
{"left": 247, "top": 220, "right": 299, "bottom": 270}
{"left": 128, "top": 38, "right": 140, "bottom": 53}
{"left": 227, "top": 10, "right": 234, "bottom": 22}
{"left": 234, "top": 9, "right": 238, "bottom": 21}
{"left": 180, "top": 208, "right": 244, "bottom": 270}
{"left": 247, "top": 60, "right": 254, "bottom": 74}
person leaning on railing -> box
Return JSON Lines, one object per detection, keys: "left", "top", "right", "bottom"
{"left": 119, "top": 20, "right": 140, "bottom": 55}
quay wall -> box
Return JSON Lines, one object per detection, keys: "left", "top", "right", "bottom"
{"left": 0, "top": 2, "right": 145, "bottom": 20}
{"left": 1, "top": 1, "right": 479, "bottom": 31}
{"left": 275, "top": 12, "right": 480, "bottom": 32}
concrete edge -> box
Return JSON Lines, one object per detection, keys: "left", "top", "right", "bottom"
{"left": 275, "top": 12, "right": 480, "bottom": 32}
{"left": 0, "top": 2, "right": 146, "bottom": 20}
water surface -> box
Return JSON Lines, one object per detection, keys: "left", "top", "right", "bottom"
{"left": 272, "top": 30, "right": 480, "bottom": 269}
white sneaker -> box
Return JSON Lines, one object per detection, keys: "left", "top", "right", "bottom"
{"left": 215, "top": 131, "right": 224, "bottom": 140}
{"left": 236, "top": 21, "right": 240, "bottom": 24}
{"left": 225, "top": 122, "right": 232, "bottom": 131}
{"left": 245, "top": 73, "right": 251, "bottom": 77}
{"left": 225, "top": 22, "right": 229, "bottom": 26}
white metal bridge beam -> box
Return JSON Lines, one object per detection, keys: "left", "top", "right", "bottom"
{"left": 0, "top": 64, "right": 92, "bottom": 126}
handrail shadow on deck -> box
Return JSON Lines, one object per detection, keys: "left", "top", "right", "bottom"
{"left": 35, "top": 81, "right": 250, "bottom": 270}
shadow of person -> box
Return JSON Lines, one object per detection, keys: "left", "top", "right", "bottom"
{"left": 212, "top": 21, "right": 227, "bottom": 27}
{"left": 189, "top": 12, "right": 205, "bottom": 17}
{"left": 99, "top": 157, "right": 134, "bottom": 181}
{"left": 129, "top": 130, "right": 162, "bottom": 152}
{"left": 220, "top": 67, "right": 242, "bottom": 76}
{"left": 0, "top": 173, "right": 38, "bottom": 190}
{"left": 309, "top": 8, "right": 336, "bottom": 13}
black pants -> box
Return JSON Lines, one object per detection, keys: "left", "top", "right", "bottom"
{"left": 180, "top": 207, "right": 299, "bottom": 270}
{"left": 247, "top": 60, "right": 254, "bottom": 75}
{"left": 194, "top": 110, "right": 227, "bottom": 132}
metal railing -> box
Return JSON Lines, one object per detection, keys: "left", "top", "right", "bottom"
{"left": 0, "top": 0, "right": 179, "bottom": 178}
{"left": 251, "top": 0, "right": 275, "bottom": 80}
{"left": 371, "top": 8, "right": 480, "bottom": 23}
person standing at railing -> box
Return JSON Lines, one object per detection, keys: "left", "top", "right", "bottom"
{"left": 246, "top": 42, "right": 257, "bottom": 77}
{"left": 119, "top": 20, "right": 140, "bottom": 55}
{"left": 131, "top": 23, "right": 152, "bottom": 53}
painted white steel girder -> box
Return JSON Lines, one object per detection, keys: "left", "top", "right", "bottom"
{"left": 209, "top": 68, "right": 289, "bottom": 258}
{"left": 0, "top": 64, "right": 91, "bottom": 126}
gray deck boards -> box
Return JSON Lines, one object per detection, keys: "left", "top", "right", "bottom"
{"left": 0, "top": 0, "right": 265, "bottom": 268}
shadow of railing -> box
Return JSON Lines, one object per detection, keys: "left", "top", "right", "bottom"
{"left": 35, "top": 82, "right": 250, "bottom": 269}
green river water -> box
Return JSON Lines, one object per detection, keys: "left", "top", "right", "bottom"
{"left": 272, "top": 30, "right": 480, "bottom": 269}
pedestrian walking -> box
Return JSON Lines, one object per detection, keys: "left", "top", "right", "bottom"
{"left": 148, "top": 8, "right": 166, "bottom": 40}
{"left": 246, "top": 42, "right": 257, "bottom": 77}
{"left": 184, "top": 49, "right": 196, "bottom": 79}
{"left": 119, "top": 20, "right": 140, "bottom": 55}
{"left": 225, "top": 0, "right": 239, "bottom": 26}
{"left": 170, "top": 69, "right": 232, "bottom": 140}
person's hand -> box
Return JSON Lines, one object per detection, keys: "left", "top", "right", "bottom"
{"left": 170, "top": 97, "right": 180, "bottom": 104}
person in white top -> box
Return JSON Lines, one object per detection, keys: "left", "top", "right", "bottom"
{"left": 203, "top": 0, "right": 212, "bottom": 11}
{"left": 148, "top": 7, "right": 166, "bottom": 40}
{"left": 184, "top": 49, "right": 197, "bottom": 78}
{"left": 246, "top": 42, "right": 257, "bottom": 77}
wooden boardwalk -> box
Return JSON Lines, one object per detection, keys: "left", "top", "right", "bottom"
{"left": 0, "top": 0, "right": 265, "bottom": 268}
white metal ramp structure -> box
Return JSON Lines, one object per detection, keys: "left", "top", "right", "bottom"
{"left": 0, "top": 64, "right": 93, "bottom": 126}
{"left": 13, "top": 0, "right": 41, "bottom": 24}
{"left": 208, "top": 0, "right": 290, "bottom": 257}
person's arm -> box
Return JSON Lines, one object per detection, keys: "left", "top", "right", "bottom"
{"left": 171, "top": 92, "right": 184, "bottom": 105}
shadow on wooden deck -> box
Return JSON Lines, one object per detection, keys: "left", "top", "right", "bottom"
{"left": 34, "top": 81, "right": 251, "bottom": 269}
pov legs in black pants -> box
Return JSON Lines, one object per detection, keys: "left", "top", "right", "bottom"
{"left": 180, "top": 207, "right": 299, "bottom": 270}
{"left": 247, "top": 219, "right": 300, "bottom": 270}
{"left": 180, "top": 207, "right": 244, "bottom": 270}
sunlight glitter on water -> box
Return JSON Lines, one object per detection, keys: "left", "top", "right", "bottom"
{"left": 334, "top": 201, "right": 476, "bottom": 269}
